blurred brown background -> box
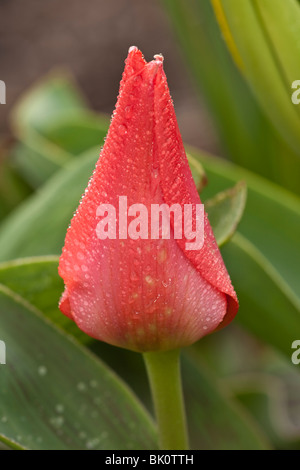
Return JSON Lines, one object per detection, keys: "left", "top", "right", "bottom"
{"left": 0, "top": 0, "right": 219, "bottom": 152}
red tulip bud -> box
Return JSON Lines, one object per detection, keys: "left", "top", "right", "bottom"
{"left": 58, "top": 47, "right": 238, "bottom": 352}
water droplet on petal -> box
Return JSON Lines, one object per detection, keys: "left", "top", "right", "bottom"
{"left": 145, "top": 275, "right": 154, "bottom": 285}
{"left": 119, "top": 124, "right": 127, "bottom": 136}
{"left": 134, "top": 75, "right": 142, "bottom": 86}
{"left": 125, "top": 106, "right": 132, "bottom": 119}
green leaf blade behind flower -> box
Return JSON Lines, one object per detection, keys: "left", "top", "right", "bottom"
{"left": 39, "top": 112, "right": 108, "bottom": 156}
{"left": 214, "top": 0, "right": 300, "bottom": 155}
{"left": 182, "top": 354, "right": 270, "bottom": 449}
{"left": 191, "top": 149, "right": 300, "bottom": 300}
{"left": 9, "top": 72, "right": 107, "bottom": 188}
{"left": 0, "top": 282, "right": 157, "bottom": 450}
{"left": 12, "top": 114, "right": 107, "bottom": 188}
{"left": 0, "top": 256, "right": 88, "bottom": 344}
{"left": 0, "top": 147, "right": 99, "bottom": 259}
{"left": 221, "top": 233, "right": 300, "bottom": 355}
{"left": 11, "top": 131, "right": 71, "bottom": 188}
{"left": 189, "top": 148, "right": 300, "bottom": 358}
{"left": 204, "top": 180, "right": 247, "bottom": 246}
{"left": 11, "top": 72, "right": 88, "bottom": 138}
{"left": 253, "top": 0, "right": 300, "bottom": 111}
{"left": 0, "top": 162, "right": 31, "bottom": 221}
{"left": 161, "top": 0, "right": 300, "bottom": 195}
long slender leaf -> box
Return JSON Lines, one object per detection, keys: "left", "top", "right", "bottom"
{"left": 0, "top": 147, "right": 99, "bottom": 258}
{"left": 161, "top": 0, "right": 300, "bottom": 194}
{"left": 222, "top": 233, "right": 300, "bottom": 355}
{"left": 213, "top": 0, "right": 300, "bottom": 154}
{"left": 0, "top": 161, "right": 31, "bottom": 219}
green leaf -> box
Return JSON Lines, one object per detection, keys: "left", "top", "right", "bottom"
{"left": 0, "top": 160, "right": 31, "bottom": 220}
{"left": 229, "top": 373, "right": 300, "bottom": 449}
{"left": 11, "top": 131, "right": 71, "bottom": 188}
{"left": 0, "top": 147, "right": 99, "bottom": 259}
{"left": 188, "top": 325, "right": 300, "bottom": 449}
{"left": 11, "top": 113, "right": 108, "bottom": 188}
{"left": 40, "top": 111, "right": 108, "bottom": 156}
{"left": 11, "top": 72, "right": 88, "bottom": 138}
{"left": 222, "top": 233, "right": 300, "bottom": 355}
{"left": 161, "top": 0, "right": 300, "bottom": 194}
{"left": 0, "top": 283, "right": 157, "bottom": 450}
{"left": 189, "top": 149, "right": 300, "bottom": 301}
{"left": 0, "top": 256, "right": 89, "bottom": 344}
{"left": 213, "top": 0, "right": 300, "bottom": 156}
{"left": 189, "top": 149, "right": 300, "bottom": 358}
{"left": 8, "top": 72, "right": 95, "bottom": 188}
{"left": 187, "top": 154, "right": 208, "bottom": 193}
{"left": 254, "top": 0, "right": 300, "bottom": 93}
{"left": 182, "top": 354, "right": 269, "bottom": 449}
{"left": 205, "top": 181, "right": 247, "bottom": 246}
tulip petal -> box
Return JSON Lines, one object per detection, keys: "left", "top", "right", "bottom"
{"left": 152, "top": 63, "right": 238, "bottom": 326}
{"left": 59, "top": 287, "right": 73, "bottom": 319}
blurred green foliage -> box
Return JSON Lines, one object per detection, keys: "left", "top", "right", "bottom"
{"left": 162, "top": 0, "right": 300, "bottom": 194}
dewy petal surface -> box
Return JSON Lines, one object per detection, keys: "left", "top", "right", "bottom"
{"left": 59, "top": 47, "right": 238, "bottom": 352}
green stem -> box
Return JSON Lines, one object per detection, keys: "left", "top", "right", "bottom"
{"left": 143, "top": 349, "right": 189, "bottom": 450}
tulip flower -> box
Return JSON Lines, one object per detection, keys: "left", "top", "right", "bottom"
{"left": 58, "top": 46, "right": 238, "bottom": 353}
{"left": 58, "top": 47, "right": 238, "bottom": 449}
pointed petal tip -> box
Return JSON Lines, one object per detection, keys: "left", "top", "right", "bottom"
{"left": 128, "top": 45, "right": 139, "bottom": 54}
{"left": 153, "top": 53, "right": 164, "bottom": 63}
{"left": 126, "top": 47, "right": 164, "bottom": 67}
{"left": 144, "top": 55, "right": 164, "bottom": 82}
{"left": 122, "top": 46, "right": 146, "bottom": 83}
{"left": 126, "top": 45, "right": 145, "bottom": 64}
